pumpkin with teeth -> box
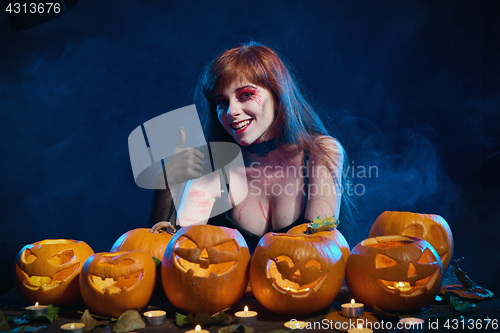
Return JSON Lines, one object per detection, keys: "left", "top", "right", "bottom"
{"left": 346, "top": 235, "right": 443, "bottom": 312}
{"left": 368, "top": 211, "right": 454, "bottom": 272}
{"left": 79, "top": 250, "right": 156, "bottom": 317}
{"left": 249, "top": 233, "right": 345, "bottom": 315}
{"left": 161, "top": 225, "right": 250, "bottom": 314}
{"left": 13, "top": 239, "right": 94, "bottom": 305}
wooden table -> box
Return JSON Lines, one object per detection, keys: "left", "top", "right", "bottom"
{"left": 1, "top": 272, "right": 498, "bottom": 332}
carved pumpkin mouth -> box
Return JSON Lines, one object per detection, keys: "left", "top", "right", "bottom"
{"left": 16, "top": 263, "right": 80, "bottom": 291}
{"left": 267, "top": 257, "right": 327, "bottom": 298}
{"left": 89, "top": 268, "right": 144, "bottom": 295}
{"left": 376, "top": 269, "right": 441, "bottom": 296}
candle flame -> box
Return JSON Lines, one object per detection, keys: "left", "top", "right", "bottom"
{"left": 70, "top": 324, "right": 75, "bottom": 329}
{"left": 35, "top": 302, "right": 39, "bottom": 307}
{"left": 244, "top": 306, "right": 248, "bottom": 313}
{"left": 351, "top": 299, "right": 355, "bottom": 304}
{"left": 357, "top": 323, "right": 363, "bottom": 329}
{"left": 148, "top": 312, "right": 152, "bottom": 317}
{"left": 195, "top": 325, "right": 201, "bottom": 332}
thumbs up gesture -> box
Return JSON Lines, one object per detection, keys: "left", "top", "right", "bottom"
{"left": 165, "top": 127, "right": 206, "bottom": 185}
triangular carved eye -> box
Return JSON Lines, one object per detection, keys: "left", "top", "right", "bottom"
{"left": 22, "top": 249, "right": 37, "bottom": 264}
{"left": 376, "top": 254, "right": 398, "bottom": 268}
{"left": 418, "top": 248, "right": 437, "bottom": 264}
{"left": 49, "top": 250, "right": 73, "bottom": 266}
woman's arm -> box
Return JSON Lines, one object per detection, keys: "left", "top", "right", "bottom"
{"left": 175, "top": 169, "right": 221, "bottom": 227}
{"left": 304, "top": 136, "right": 344, "bottom": 221}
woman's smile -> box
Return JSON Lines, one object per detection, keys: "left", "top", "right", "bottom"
{"left": 216, "top": 80, "right": 276, "bottom": 146}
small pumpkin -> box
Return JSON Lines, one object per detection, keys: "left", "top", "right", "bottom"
{"left": 250, "top": 233, "right": 345, "bottom": 315}
{"left": 13, "top": 239, "right": 94, "bottom": 305}
{"left": 369, "top": 211, "right": 454, "bottom": 271}
{"left": 79, "top": 250, "right": 156, "bottom": 318}
{"left": 161, "top": 225, "right": 250, "bottom": 314}
{"left": 287, "top": 217, "right": 350, "bottom": 264}
{"left": 110, "top": 227, "right": 174, "bottom": 262}
{"left": 346, "top": 235, "right": 443, "bottom": 312}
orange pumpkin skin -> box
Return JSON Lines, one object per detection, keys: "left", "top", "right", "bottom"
{"left": 110, "top": 228, "right": 173, "bottom": 261}
{"left": 13, "top": 239, "right": 94, "bottom": 305}
{"left": 346, "top": 235, "right": 443, "bottom": 312}
{"left": 161, "top": 225, "right": 250, "bottom": 314}
{"left": 250, "top": 233, "right": 345, "bottom": 315}
{"left": 79, "top": 250, "right": 156, "bottom": 318}
{"left": 369, "top": 211, "right": 454, "bottom": 271}
{"left": 287, "top": 223, "right": 350, "bottom": 264}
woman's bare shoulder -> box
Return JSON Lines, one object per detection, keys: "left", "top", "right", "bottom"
{"left": 314, "top": 135, "right": 344, "bottom": 156}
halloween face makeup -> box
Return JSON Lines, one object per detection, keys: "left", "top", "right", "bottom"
{"left": 215, "top": 80, "right": 277, "bottom": 146}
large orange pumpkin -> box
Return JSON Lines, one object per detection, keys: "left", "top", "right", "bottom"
{"left": 79, "top": 250, "right": 156, "bottom": 317}
{"left": 250, "top": 233, "right": 345, "bottom": 315}
{"left": 346, "top": 235, "right": 443, "bottom": 312}
{"left": 161, "top": 225, "right": 250, "bottom": 314}
{"left": 110, "top": 227, "right": 173, "bottom": 261}
{"left": 13, "top": 239, "right": 94, "bottom": 305}
{"left": 287, "top": 223, "right": 350, "bottom": 264}
{"left": 368, "top": 211, "right": 454, "bottom": 271}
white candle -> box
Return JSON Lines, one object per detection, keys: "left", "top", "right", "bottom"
{"left": 186, "top": 325, "right": 209, "bottom": 333}
{"left": 143, "top": 310, "right": 166, "bottom": 325}
{"left": 399, "top": 317, "right": 425, "bottom": 331}
{"left": 25, "top": 302, "right": 48, "bottom": 318}
{"left": 341, "top": 299, "right": 364, "bottom": 317}
{"left": 60, "top": 322, "right": 85, "bottom": 333}
{"left": 284, "top": 320, "right": 307, "bottom": 329}
{"left": 347, "top": 323, "right": 373, "bottom": 333}
{"left": 235, "top": 306, "right": 258, "bottom": 326}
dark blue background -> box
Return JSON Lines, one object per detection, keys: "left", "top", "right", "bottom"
{"left": 1, "top": 0, "right": 499, "bottom": 296}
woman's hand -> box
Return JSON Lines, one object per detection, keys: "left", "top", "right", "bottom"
{"left": 165, "top": 127, "right": 205, "bottom": 185}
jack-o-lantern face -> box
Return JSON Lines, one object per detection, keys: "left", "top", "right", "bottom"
{"left": 161, "top": 225, "right": 250, "bottom": 314}
{"left": 79, "top": 250, "right": 156, "bottom": 318}
{"left": 346, "top": 235, "right": 444, "bottom": 312}
{"left": 369, "top": 211, "right": 454, "bottom": 271}
{"left": 13, "top": 239, "right": 94, "bottom": 305}
{"left": 250, "top": 233, "right": 345, "bottom": 315}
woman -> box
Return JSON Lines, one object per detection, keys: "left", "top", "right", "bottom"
{"left": 151, "top": 42, "right": 351, "bottom": 251}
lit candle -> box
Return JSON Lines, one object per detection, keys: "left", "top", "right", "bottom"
{"left": 284, "top": 320, "right": 307, "bottom": 330}
{"left": 143, "top": 310, "right": 166, "bottom": 325}
{"left": 25, "top": 302, "right": 48, "bottom": 318}
{"left": 347, "top": 323, "right": 373, "bottom": 333}
{"left": 186, "top": 325, "right": 209, "bottom": 333}
{"left": 341, "top": 299, "right": 364, "bottom": 317}
{"left": 391, "top": 281, "right": 413, "bottom": 292}
{"left": 60, "top": 322, "right": 85, "bottom": 333}
{"left": 399, "top": 317, "right": 425, "bottom": 331}
{"left": 235, "top": 306, "right": 258, "bottom": 326}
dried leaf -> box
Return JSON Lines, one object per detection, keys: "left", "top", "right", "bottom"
{"left": 218, "top": 324, "right": 253, "bottom": 333}
{"left": 112, "top": 310, "right": 146, "bottom": 332}
{"left": 80, "top": 309, "right": 108, "bottom": 331}
{"left": 450, "top": 296, "right": 478, "bottom": 313}
{"left": 176, "top": 311, "right": 230, "bottom": 327}
{"left": 0, "top": 311, "right": 11, "bottom": 331}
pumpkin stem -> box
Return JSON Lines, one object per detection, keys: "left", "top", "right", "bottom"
{"left": 305, "top": 216, "right": 340, "bottom": 234}
{"left": 150, "top": 221, "right": 178, "bottom": 235}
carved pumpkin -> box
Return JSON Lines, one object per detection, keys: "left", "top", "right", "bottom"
{"left": 79, "top": 250, "right": 156, "bottom": 317}
{"left": 161, "top": 225, "right": 250, "bottom": 314}
{"left": 369, "top": 211, "right": 454, "bottom": 271}
{"left": 13, "top": 239, "right": 94, "bottom": 305}
{"left": 346, "top": 235, "right": 443, "bottom": 312}
{"left": 287, "top": 223, "right": 350, "bottom": 264}
{"left": 250, "top": 233, "right": 345, "bottom": 315}
{"left": 110, "top": 227, "right": 173, "bottom": 261}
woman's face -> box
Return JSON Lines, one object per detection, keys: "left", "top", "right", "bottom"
{"left": 215, "top": 80, "right": 277, "bottom": 146}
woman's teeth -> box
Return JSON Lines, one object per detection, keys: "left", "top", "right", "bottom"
{"left": 232, "top": 120, "right": 251, "bottom": 130}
